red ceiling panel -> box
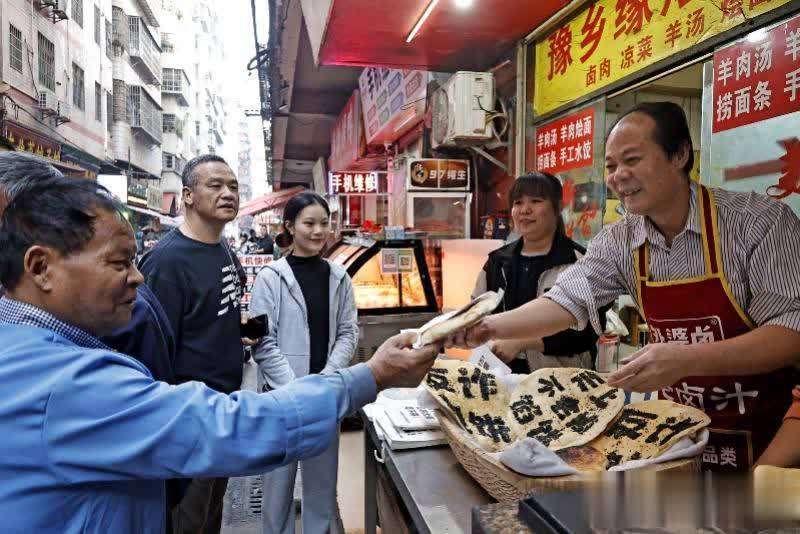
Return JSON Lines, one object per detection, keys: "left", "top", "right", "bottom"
{"left": 319, "top": 0, "right": 568, "bottom": 71}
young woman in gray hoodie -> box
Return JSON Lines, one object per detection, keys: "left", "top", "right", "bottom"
{"left": 249, "top": 192, "right": 358, "bottom": 534}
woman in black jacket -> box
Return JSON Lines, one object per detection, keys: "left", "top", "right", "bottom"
{"left": 473, "top": 172, "right": 599, "bottom": 373}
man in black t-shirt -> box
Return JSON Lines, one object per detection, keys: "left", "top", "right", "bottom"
{"left": 252, "top": 222, "right": 274, "bottom": 255}
{"left": 139, "top": 154, "right": 251, "bottom": 534}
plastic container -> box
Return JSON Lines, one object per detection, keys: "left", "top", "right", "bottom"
{"left": 596, "top": 334, "right": 620, "bottom": 372}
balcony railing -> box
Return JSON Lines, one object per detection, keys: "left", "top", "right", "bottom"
{"left": 128, "top": 85, "right": 162, "bottom": 145}
{"left": 128, "top": 16, "right": 160, "bottom": 85}
{"left": 161, "top": 68, "right": 190, "bottom": 107}
{"left": 134, "top": 0, "right": 160, "bottom": 29}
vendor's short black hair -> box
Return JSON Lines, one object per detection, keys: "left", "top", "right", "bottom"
{"left": 0, "top": 179, "right": 126, "bottom": 290}
{"left": 182, "top": 154, "right": 230, "bottom": 189}
{"left": 610, "top": 101, "right": 695, "bottom": 176}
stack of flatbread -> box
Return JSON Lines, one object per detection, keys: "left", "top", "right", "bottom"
{"left": 423, "top": 362, "right": 710, "bottom": 472}
{"left": 424, "top": 360, "right": 512, "bottom": 451}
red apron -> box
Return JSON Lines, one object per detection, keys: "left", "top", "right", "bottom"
{"left": 635, "top": 185, "right": 795, "bottom": 472}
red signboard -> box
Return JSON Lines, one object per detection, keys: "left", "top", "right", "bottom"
{"left": 329, "top": 90, "right": 364, "bottom": 172}
{"left": 534, "top": 107, "right": 595, "bottom": 174}
{"left": 713, "top": 14, "right": 800, "bottom": 133}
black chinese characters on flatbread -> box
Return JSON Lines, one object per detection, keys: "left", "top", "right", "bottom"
{"left": 423, "top": 360, "right": 513, "bottom": 452}
{"left": 414, "top": 290, "right": 503, "bottom": 348}
{"left": 588, "top": 400, "right": 711, "bottom": 469}
{"left": 507, "top": 368, "right": 625, "bottom": 450}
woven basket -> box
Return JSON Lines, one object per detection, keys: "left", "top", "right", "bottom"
{"left": 439, "top": 415, "right": 702, "bottom": 503}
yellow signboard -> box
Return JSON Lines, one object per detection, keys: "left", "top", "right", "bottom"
{"left": 534, "top": 0, "right": 795, "bottom": 115}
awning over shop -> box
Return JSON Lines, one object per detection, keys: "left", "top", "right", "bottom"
{"left": 161, "top": 192, "right": 178, "bottom": 217}
{"left": 60, "top": 145, "right": 110, "bottom": 176}
{"left": 304, "top": 0, "right": 566, "bottom": 71}
{"left": 238, "top": 187, "right": 307, "bottom": 218}
{"left": 126, "top": 204, "right": 181, "bottom": 227}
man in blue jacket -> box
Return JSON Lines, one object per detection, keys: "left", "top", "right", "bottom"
{"left": 0, "top": 152, "right": 176, "bottom": 384}
{"left": 0, "top": 175, "right": 440, "bottom": 533}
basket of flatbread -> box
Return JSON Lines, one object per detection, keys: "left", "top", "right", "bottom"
{"left": 424, "top": 362, "right": 708, "bottom": 502}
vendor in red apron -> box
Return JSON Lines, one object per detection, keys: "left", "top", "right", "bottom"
{"left": 451, "top": 101, "right": 800, "bottom": 472}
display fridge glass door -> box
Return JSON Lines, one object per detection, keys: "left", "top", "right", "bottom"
{"left": 407, "top": 193, "right": 470, "bottom": 238}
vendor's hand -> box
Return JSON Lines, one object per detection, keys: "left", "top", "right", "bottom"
{"left": 445, "top": 317, "right": 495, "bottom": 349}
{"left": 607, "top": 343, "right": 692, "bottom": 392}
{"left": 367, "top": 332, "right": 442, "bottom": 390}
{"left": 488, "top": 339, "right": 525, "bottom": 363}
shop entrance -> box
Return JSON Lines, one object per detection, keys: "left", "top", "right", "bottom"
{"left": 604, "top": 61, "right": 707, "bottom": 224}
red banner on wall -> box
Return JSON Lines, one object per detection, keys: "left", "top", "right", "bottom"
{"left": 534, "top": 107, "right": 595, "bottom": 175}
{"left": 713, "top": 14, "right": 800, "bottom": 133}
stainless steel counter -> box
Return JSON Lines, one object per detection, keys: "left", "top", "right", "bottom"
{"left": 362, "top": 411, "right": 493, "bottom": 534}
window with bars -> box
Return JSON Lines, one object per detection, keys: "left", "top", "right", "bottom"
{"left": 163, "top": 152, "right": 175, "bottom": 170}
{"left": 73, "top": 63, "right": 85, "bottom": 110}
{"left": 195, "top": 121, "right": 200, "bottom": 136}
{"left": 9, "top": 25, "right": 22, "bottom": 73}
{"left": 161, "top": 33, "right": 174, "bottom": 53}
{"left": 105, "top": 19, "right": 112, "bottom": 59}
{"left": 163, "top": 113, "right": 176, "bottom": 132}
{"left": 38, "top": 33, "right": 55, "bottom": 91}
{"left": 162, "top": 68, "right": 184, "bottom": 92}
{"left": 106, "top": 90, "right": 113, "bottom": 132}
{"left": 72, "top": 0, "right": 83, "bottom": 28}
{"left": 94, "top": 5, "right": 101, "bottom": 45}
{"left": 95, "top": 82, "right": 102, "bottom": 121}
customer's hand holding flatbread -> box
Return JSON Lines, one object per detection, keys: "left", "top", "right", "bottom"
{"left": 414, "top": 290, "right": 503, "bottom": 348}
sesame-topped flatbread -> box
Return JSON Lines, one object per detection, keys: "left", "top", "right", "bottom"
{"left": 588, "top": 400, "right": 711, "bottom": 469}
{"left": 414, "top": 290, "right": 503, "bottom": 348}
{"left": 507, "top": 368, "right": 624, "bottom": 450}
{"left": 423, "top": 359, "right": 513, "bottom": 452}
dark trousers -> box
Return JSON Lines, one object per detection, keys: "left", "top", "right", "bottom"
{"left": 172, "top": 477, "right": 228, "bottom": 534}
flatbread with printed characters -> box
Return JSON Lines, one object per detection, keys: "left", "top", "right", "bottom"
{"left": 587, "top": 400, "right": 711, "bottom": 469}
{"left": 423, "top": 359, "right": 513, "bottom": 452}
{"left": 507, "top": 368, "right": 624, "bottom": 450}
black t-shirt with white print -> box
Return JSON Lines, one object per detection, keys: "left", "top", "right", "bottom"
{"left": 139, "top": 229, "right": 246, "bottom": 393}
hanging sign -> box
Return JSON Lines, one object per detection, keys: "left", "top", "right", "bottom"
{"left": 534, "top": 107, "right": 595, "bottom": 174}
{"left": 534, "top": 0, "right": 795, "bottom": 115}
{"left": 3, "top": 121, "right": 62, "bottom": 161}
{"left": 328, "top": 171, "right": 388, "bottom": 195}
{"left": 407, "top": 159, "right": 470, "bottom": 190}
{"left": 712, "top": 13, "right": 800, "bottom": 133}
{"left": 359, "top": 68, "right": 428, "bottom": 146}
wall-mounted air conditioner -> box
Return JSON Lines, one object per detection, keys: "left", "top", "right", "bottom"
{"left": 431, "top": 71, "right": 495, "bottom": 149}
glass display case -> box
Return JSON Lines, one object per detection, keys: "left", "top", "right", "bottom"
{"left": 326, "top": 237, "right": 438, "bottom": 315}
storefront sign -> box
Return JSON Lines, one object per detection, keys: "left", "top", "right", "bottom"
{"left": 328, "top": 171, "right": 388, "bottom": 195}
{"left": 713, "top": 13, "right": 800, "bottom": 133}
{"left": 407, "top": 159, "right": 470, "bottom": 190}
{"left": 534, "top": 107, "right": 595, "bottom": 174}
{"left": 359, "top": 68, "right": 427, "bottom": 146}
{"left": 707, "top": 15, "right": 800, "bottom": 211}
{"left": 534, "top": 0, "right": 794, "bottom": 115}
{"left": 3, "top": 121, "right": 62, "bottom": 161}
{"left": 329, "top": 91, "right": 365, "bottom": 172}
